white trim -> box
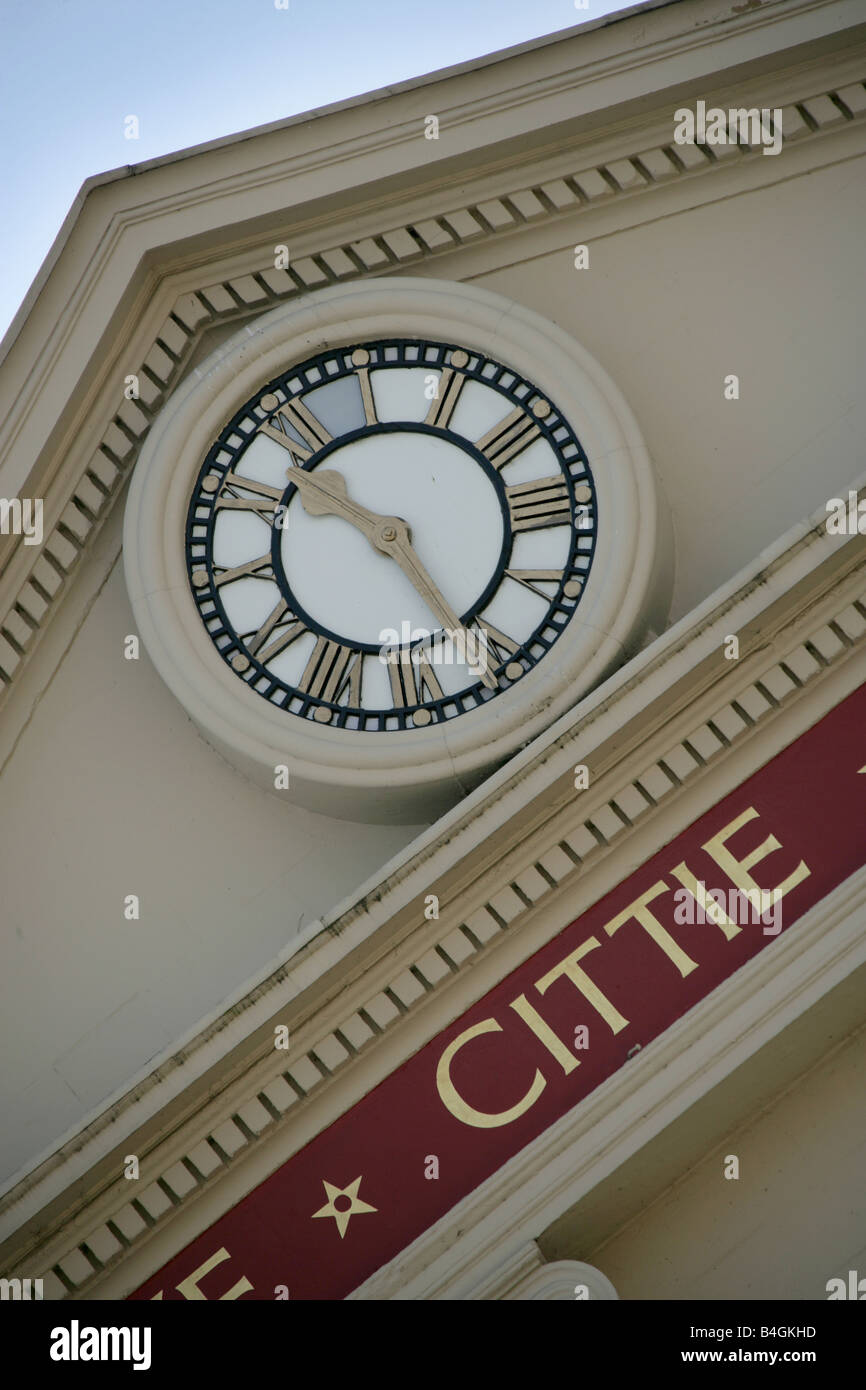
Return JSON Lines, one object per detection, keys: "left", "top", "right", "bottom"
{"left": 504, "top": 1261, "right": 619, "bottom": 1302}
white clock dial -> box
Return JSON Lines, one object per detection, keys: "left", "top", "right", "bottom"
{"left": 186, "top": 338, "right": 596, "bottom": 731}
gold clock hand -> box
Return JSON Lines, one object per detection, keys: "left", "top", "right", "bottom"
{"left": 286, "top": 465, "right": 387, "bottom": 543}
{"left": 383, "top": 527, "right": 499, "bottom": 692}
{"left": 288, "top": 466, "right": 499, "bottom": 690}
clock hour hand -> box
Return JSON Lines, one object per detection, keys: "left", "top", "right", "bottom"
{"left": 288, "top": 465, "right": 498, "bottom": 691}
{"left": 286, "top": 465, "right": 387, "bottom": 544}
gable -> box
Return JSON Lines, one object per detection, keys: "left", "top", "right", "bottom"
{"left": 1, "top": 0, "right": 866, "bottom": 1302}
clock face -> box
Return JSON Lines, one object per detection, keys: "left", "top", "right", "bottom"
{"left": 185, "top": 338, "right": 597, "bottom": 732}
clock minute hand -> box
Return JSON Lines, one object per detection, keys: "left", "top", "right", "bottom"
{"left": 383, "top": 528, "right": 499, "bottom": 693}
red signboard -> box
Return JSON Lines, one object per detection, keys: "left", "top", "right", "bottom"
{"left": 131, "top": 682, "right": 866, "bottom": 1300}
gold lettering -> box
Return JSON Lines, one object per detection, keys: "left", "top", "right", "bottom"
{"left": 535, "top": 936, "right": 629, "bottom": 1033}
{"left": 174, "top": 1247, "right": 254, "bottom": 1301}
{"left": 436, "top": 1018, "right": 546, "bottom": 1128}
{"left": 510, "top": 993, "right": 578, "bottom": 1075}
{"left": 669, "top": 861, "right": 742, "bottom": 940}
{"left": 701, "top": 806, "right": 811, "bottom": 905}
{"left": 604, "top": 881, "right": 698, "bottom": 978}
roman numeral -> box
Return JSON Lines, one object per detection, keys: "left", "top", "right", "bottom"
{"left": 472, "top": 619, "right": 519, "bottom": 666}
{"left": 298, "top": 636, "right": 362, "bottom": 705}
{"left": 506, "top": 476, "right": 571, "bottom": 532}
{"left": 213, "top": 554, "right": 274, "bottom": 588}
{"left": 505, "top": 568, "right": 564, "bottom": 599}
{"left": 244, "top": 599, "right": 309, "bottom": 664}
{"left": 476, "top": 408, "right": 541, "bottom": 470}
{"left": 276, "top": 399, "right": 332, "bottom": 451}
{"left": 214, "top": 472, "right": 283, "bottom": 521}
{"left": 357, "top": 367, "right": 377, "bottom": 426}
{"left": 257, "top": 398, "right": 332, "bottom": 459}
{"left": 258, "top": 419, "right": 312, "bottom": 461}
{"left": 388, "top": 649, "right": 445, "bottom": 707}
{"left": 424, "top": 367, "right": 467, "bottom": 429}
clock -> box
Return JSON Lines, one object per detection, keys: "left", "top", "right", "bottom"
{"left": 187, "top": 337, "right": 596, "bottom": 733}
{"left": 124, "top": 278, "right": 670, "bottom": 821}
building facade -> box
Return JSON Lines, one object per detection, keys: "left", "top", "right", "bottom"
{"left": 1, "top": 0, "right": 865, "bottom": 1301}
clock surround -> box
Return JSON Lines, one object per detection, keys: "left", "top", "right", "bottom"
{"left": 124, "top": 277, "right": 671, "bottom": 821}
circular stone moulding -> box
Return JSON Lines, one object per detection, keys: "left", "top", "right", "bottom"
{"left": 123, "top": 277, "right": 672, "bottom": 823}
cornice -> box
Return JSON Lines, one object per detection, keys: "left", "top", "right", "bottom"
{"left": 2, "top": 500, "right": 864, "bottom": 1297}
{"left": 0, "top": 0, "right": 853, "bottom": 371}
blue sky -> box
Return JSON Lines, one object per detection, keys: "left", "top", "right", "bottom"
{"left": 0, "top": 0, "right": 635, "bottom": 341}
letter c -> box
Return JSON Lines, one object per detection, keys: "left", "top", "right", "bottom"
{"left": 436, "top": 1018, "right": 546, "bottom": 1128}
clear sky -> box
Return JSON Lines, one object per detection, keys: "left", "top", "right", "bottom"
{"left": 0, "top": 0, "right": 637, "bottom": 341}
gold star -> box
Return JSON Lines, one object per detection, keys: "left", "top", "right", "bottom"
{"left": 312, "top": 1176, "right": 377, "bottom": 1239}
